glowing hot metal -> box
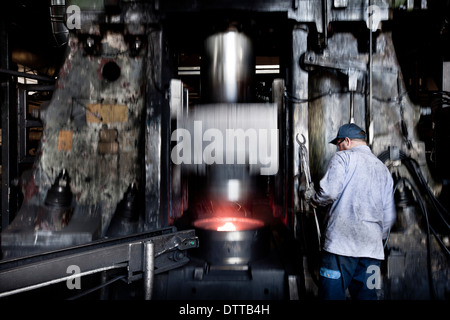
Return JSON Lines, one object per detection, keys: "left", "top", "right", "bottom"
{"left": 217, "top": 222, "right": 237, "bottom": 231}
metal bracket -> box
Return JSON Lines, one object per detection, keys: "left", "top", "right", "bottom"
{"left": 0, "top": 228, "right": 198, "bottom": 298}
{"left": 302, "top": 51, "right": 368, "bottom": 73}
{"left": 302, "top": 51, "right": 368, "bottom": 124}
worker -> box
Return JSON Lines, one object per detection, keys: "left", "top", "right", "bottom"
{"left": 304, "top": 123, "right": 396, "bottom": 300}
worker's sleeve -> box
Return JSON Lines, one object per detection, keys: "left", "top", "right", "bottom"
{"left": 311, "top": 153, "right": 346, "bottom": 207}
{"left": 382, "top": 177, "right": 397, "bottom": 240}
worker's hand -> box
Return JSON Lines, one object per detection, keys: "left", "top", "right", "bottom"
{"left": 303, "top": 182, "right": 316, "bottom": 203}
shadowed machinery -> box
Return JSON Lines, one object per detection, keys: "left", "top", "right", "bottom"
{"left": 0, "top": 0, "right": 449, "bottom": 301}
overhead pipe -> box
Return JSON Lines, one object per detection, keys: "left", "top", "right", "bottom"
{"left": 322, "top": 0, "right": 328, "bottom": 48}
{"left": 0, "top": 68, "right": 56, "bottom": 83}
{"left": 50, "top": 0, "right": 69, "bottom": 47}
{"left": 367, "top": 1, "right": 374, "bottom": 146}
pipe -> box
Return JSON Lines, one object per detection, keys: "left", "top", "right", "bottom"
{"left": 50, "top": 0, "right": 69, "bottom": 47}
{"left": 201, "top": 27, "right": 254, "bottom": 103}
{"left": 143, "top": 240, "right": 155, "bottom": 300}
{"left": 322, "top": 0, "right": 328, "bottom": 48}
{"left": 350, "top": 91, "right": 355, "bottom": 123}
{"left": 367, "top": 1, "right": 373, "bottom": 146}
{"left": 0, "top": 68, "right": 56, "bottom": 82}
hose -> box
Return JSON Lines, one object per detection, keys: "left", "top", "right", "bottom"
{"left": 394, "top": 176, "right": 436, "bottom": 299}
{"left": 378, "top": 148, "right": 450, "bottom": 231}
{"left": 379, "top": 147, "right": 450, "bottom": 299}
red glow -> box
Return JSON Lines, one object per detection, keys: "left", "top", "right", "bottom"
{"left": 194, "top": 216, "right": 264, "bottom": 231}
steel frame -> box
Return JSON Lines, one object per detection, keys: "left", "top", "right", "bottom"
{"left": 0, "top": 227, "right": 198, "bottom": 299}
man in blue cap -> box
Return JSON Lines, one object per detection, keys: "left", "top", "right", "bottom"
{"left": 305, "top": 123, "right": 396, "bottom": 300}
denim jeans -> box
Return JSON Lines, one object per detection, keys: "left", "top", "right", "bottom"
{"left": 318, "top": 251, "right": 382, "bottom": 300}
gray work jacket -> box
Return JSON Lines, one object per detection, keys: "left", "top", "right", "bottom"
{"left": 312, "top": 145, "right": 397, "bottom": 260}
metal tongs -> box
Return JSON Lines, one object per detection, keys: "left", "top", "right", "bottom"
{"left": 296, "top": 133, "right": 321, "bottom": 250}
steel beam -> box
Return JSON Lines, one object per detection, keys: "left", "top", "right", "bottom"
{"left": 0, "top": 227, "right": 198, "bottom": 298}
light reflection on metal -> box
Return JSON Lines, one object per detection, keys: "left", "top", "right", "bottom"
{"left": 227, "top": 179, "right": 240, "bottom": 202}
{"left": 177, "top": 65, "right": 280, "bottom": 76}
{"left": 202, "top": 28, "right": 254, "bottom": 103}
{"left": 192, "top": 216, "right": 268, "bottom": 265}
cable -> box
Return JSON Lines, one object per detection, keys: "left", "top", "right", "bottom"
{"left": 66, "top": 274, "right": 127, "bottom": 300}
{"left": 430, "top": 225, "right": 450, "bottom": 256}
{"left": 400, "top": 155, "right": 450, "bottom": 230}
{"left": 379, "top": 148, "right": 450, "bottom": 299}
{"left": 394, "top": 176, "right": 436, "bottom": 299}
{"left": 283, "top": 87, "right": 410, "bottom": 105}
{"left": 430, "top": 91, "right": 450, "bottom": 107}
{"left": 378, "top": 149, "right": 450, "bottom": 231}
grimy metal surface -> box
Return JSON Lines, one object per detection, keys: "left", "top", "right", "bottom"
{"left": 0, "top": 228, "right": 198, "bottom": 298}
{"left": 2, "top": 0, "right": 449, "bottom": 300}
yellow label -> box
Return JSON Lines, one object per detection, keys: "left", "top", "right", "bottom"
{"left": 86, "top": 103, "right": 128, "bottom": 123}
{"left": 58, "top": 130, "right": 73, "bottom": 151}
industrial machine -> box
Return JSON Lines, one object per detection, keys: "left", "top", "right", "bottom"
{"left": 0, "top": 0, "right": 449, "bottom": 300}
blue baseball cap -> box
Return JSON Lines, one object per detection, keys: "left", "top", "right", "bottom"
{"left": 329, "top": 123, "right": 367, "bottom": 145}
